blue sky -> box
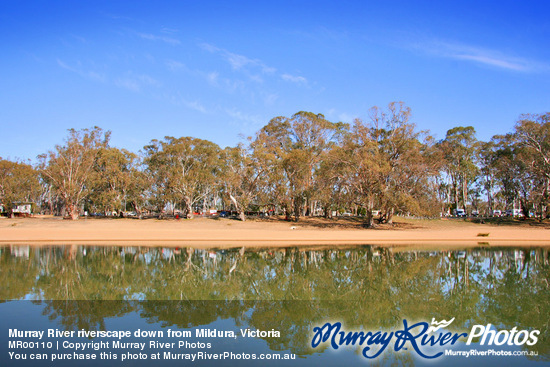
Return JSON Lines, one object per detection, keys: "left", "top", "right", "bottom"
{"left": 1, "top": 0, "right": 549, "bottom": 162}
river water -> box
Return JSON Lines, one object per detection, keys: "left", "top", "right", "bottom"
{"left": 1, "top": 245, "right": 549, "bottom": 366}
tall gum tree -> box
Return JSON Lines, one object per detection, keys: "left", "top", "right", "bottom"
{"left": 369, "top": 102, "right": 435, "bottom": 223}
{"left": 252, "top": 112, "right": 343, "bottom": 221}
{"left": 221, "top": 143, "right": 265, "bottom": 221}
{"left": 39, "top": 127, "right": 109, "bottom": 220}
{"left": 491, "top": 134, "right": 534, "bottom": 216}
{"left": 437, "top": 126, "right": 478, "bottom": 213}
{"left": 513, "top": 113, "right": 550, "bottom": 217}
{"left": 340, "top": 102, "right": 436, "bottom": 226}
{"left": 144, "top": 136, "right": 221, "bottom": 218}
{"left": 0, "top": 159, "right": 40, "bottom": 215}
{"left": 478, "top": 141, "right": 499, "bottom": 215}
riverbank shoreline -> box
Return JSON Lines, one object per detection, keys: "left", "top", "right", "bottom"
{"left": 1, "top": 216, "right": 549, "bottom": 248}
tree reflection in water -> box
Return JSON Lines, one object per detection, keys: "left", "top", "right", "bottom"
{"left": 1, "top": 245, "right": 549, "bottom": 359}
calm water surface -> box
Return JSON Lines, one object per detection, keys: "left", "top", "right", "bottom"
{"left": 1, "top": 245, "right": 549, "bottom": 366}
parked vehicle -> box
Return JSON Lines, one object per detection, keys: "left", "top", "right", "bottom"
{"left": 505, "top": 209, "right": 524, "bottom": 217}
{"left": 453, "top": 208, "right": 466, "bottom": 217}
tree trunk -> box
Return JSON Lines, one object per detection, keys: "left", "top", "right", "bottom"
{"left": 386, "top": 207, "right": 394, "bottom": 224}
{"left": 453, "top": 181, "right": 460, "bottom": 210}
{"left": 323, "top": 204, "right": 331, "bottom": 219}
{"left": 363, "top": 209, "right": 374, "bottom": 228}
{"left": 293, "top": 196, "right": 302, "bottom": 222}
{"left": 229, "top": 193, "right": 246, "bottom": 222}
{"left": 132, "top": 202, "right": 142, "bottom": 219}
{"left": 68, "top": 202, "right": 79, "bottom": 220}
{"left": 461, "top": 178, "right": 468, "bottom": 211}
{"left": 486, "top": 177, "right": 493, "bottom": 216}
{"left": 184, "top": 196, "right": 194, "bottom": 219}
{"left": 302, "top": 198, "right": 308, "bottom": 217}
{"left": 520, "top": 198, "right": 529, "bottom": 219}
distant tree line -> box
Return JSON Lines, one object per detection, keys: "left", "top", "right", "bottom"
{"left": 1, "top": 102, "right": 549, "bottom": 225}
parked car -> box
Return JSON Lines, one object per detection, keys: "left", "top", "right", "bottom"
{"left": 453, "top": 209, "right": 466, "bottom": 217}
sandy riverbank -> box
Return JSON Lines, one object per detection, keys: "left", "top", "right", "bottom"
{"left": 1, "top": 216, "right": 549, "bottom": 248}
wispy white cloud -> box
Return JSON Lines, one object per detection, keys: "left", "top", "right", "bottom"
{"left": 165, "top": 59, "right": 186, "bottom": 71}
{"left": 70, "top": 34, "right": 87, "bottom": 44}
{"left": 281, "top": 73, "right": 307, "bottom": 84}
{"left": 56, "top": 59, "right": 107, "bottom": 83}
{"left": 248, "top": 74, "right": 264, "bottom": 83}
{"left": 324, "top": 108, "right": 356, "bottom": 123}
{"left": 413, "top": 40, "right": 547, "bottom": 72}
{"left": 165, "top": 58, "right": 244, "bottom": 93}
{"left": 200, "top": 43, "right": 277, "bottom": 75}
{"left": 136, "top": 74, "right": 160, "bottom": 87}
{"left": 115, "top": 78, "right": 140, "bottom": 92}
{"left": 225, "top": 108, "right": 264, "bottom": 129}
{"left": 181, "top": 98, "right": 207, "bottom": 113}
{"left": 161, "top": 92, "right": 209, "bottom": 114}
{"left": 338, "top": 112, "right": 356, "bottom": 123}
{"left": 263, "top": 93, "right": 278, "bottom": 106}
{"left": 203, "top": 70, "right": 243, "bottom": 92}
{"left": 226, "top": 52, "right": 254, "bottom": 70}
{"left": 160, "top": 27, "right": 179, "bottom": 35}
{"left": 57, "top": 58, "right": 164, "bottom": 94}
{"left": 114, "top": 74, "right": 160, "bottom": 92}
{"left": 452, "top": 53, "right": 525, "bottom": 71}
{"left": 206, "top": 71, "right": 219, "bottom": 85}
{"left": 200, "top": 42, "right": 312, "bottom": 91}
{"left": 138, "top": 32, "right": 181, "bottom": 45}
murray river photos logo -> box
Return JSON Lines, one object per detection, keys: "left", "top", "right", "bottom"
{"left": 310, "top": 318, "right": 540, "bottom": 360}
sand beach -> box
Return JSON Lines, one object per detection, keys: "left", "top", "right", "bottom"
{"left": 1, "top": 216, "right": 549, "bottom": 248}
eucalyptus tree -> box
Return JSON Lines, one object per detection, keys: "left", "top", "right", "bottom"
{"left": 489, "top": 134, "right": 533, "bottom": 216}
{"left": 144, "top": 136, "right": 221, "bottom": 218}
{"left": 478, "top": 113, "right": 550, "bottom": 218}
{"left": 314, "top": 146, "right": 348, "bottom": 218}
{"left": 339, "top": 102, "right": 436, "bottom": 226}
{"left": 221, "top": 143, "right": 265, "bottom": 221}
{"left": 369, "top": 102, "right": 439, "bottom": 222}
{"left": 514, "top": 113, "right": 550, "bottom": 217}
{"left": 478, "top": 140, "right": 499, "bottom": 215}
{"left": 124, "top": 162, "right": 149, "bottom": 217}
{"left": 437, "top": 126, "right": 479, "bottom": 213}
{"left": 38, "top": 127, "right": 110, "bottom": 220}
{"left": 252, "top": 112, "right": 342, "bottom": 221}
{"left": 0, "top": 158, "right": 41, "bottom": 214}
{"left": 142, "top": 139, "right": 170, "bottom": 213}
{"left": 87, "top": 147, "right": 140, "bottom": 214}
{"left": 251, "top": 116, "right": 293, "bottom": 218}
{"left": 337, "top": 118, "right": 380, "bottom": 226}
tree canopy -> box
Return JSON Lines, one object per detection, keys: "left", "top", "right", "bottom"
{"left": 3, "top": 104, "right": 548, "bottom": 222}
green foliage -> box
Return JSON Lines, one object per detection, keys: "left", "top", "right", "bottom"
{"left": 1, "top": 106, "right": 545, "bottom": 222}
{"left": 437, "top": 125, "right": 479, "bottom": 213}
{"left": 39, "top": 127, "right": 110, "bottom": 219}
{"left": 251, "top": 111, "right": 343, "bottom": 221}
{"left": 144, "top": 136, "right": 221, "bottom": 218}
{"left": 0, "top": 159, "right": 40, "bottom": 213}
{"left": 338, "top": 102, "right": 438, "bottom": 225}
